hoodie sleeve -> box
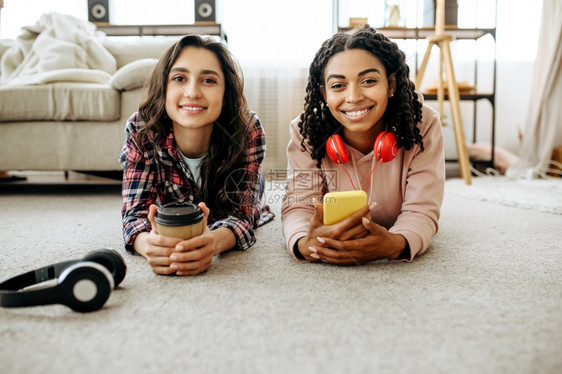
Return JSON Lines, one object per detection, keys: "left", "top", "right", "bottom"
{"left": 281, "top": 116, "right": 325, "bottom": 261}
{"left": 389, "top": 103, "right": 445, "bottom": 260}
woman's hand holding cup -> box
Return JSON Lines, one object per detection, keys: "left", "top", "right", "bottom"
{"left": 169, "top": 202, "right": 216, "bottom": 276}
{"left": 144, "top": 202, "right": 214, "bottom": 276}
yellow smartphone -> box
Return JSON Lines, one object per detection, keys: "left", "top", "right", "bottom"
{"left": 322, "top": 190, "right": 367, "bottom": 225}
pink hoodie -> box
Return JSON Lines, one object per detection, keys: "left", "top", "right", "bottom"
{"left": 281, "top": 103, "right": 445, "bottom": 261}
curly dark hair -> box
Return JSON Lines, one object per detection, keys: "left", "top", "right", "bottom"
{"left": 300, "top": 24, "right": 423, "bottom": 167}
{"left": 135, "top": 34, "right": 251, "bottom": 222}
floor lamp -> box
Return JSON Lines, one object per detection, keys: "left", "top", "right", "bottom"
{"left": 415, "top": 0, "right": 472, "bottom": 185}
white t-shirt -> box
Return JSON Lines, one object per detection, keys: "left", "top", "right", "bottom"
{"left": 177, "top": 148, "right": 206, "bottom": 188}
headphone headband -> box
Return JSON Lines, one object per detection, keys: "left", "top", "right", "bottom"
{"left": 0, "top": 260, "right": 77, "bottom": 292}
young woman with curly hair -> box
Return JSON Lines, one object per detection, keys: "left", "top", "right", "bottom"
{"left": 120, "top": 35, "right": 273, "bottom": 275}
{"left": 282, "top": 25, "right": 445, "bottom": 264}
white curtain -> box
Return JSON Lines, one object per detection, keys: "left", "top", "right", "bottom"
{"left": 242, "top": 63, "right": 309, "bottom": 172}
{"left": 506, "top": 0, "right": 562, "bottom": 178}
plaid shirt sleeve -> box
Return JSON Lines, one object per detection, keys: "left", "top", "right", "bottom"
{"left": 209, "top": 111, "right": 270, "bottom": 250}
{"left": 119, "top": 113, "right": 158, "bottom": 253}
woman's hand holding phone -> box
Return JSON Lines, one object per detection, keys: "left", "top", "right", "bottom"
{"left": 296, "top": 197, "right": 371, "bottom": 262}
{"left": 314, "top": 218, "right": 409, "bottom": 264}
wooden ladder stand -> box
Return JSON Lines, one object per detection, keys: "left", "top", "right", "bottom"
{"left": 415, "top": 0, "right": 472, "bottom": 184}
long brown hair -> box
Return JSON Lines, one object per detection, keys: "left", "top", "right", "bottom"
{"left": 136, "top": 35, "right": 251, "bottom": 222}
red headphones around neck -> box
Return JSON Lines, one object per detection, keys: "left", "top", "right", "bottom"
{"left": 325, "top": 131, "right": 398, "bottom": 193}
{"left": 326, "top": 131, "right": 398, "bottom": 164}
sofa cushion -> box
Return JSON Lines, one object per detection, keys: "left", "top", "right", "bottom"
{"left": 0, "top": 39, "right": 13, "bottom": 59}
{"left": 110, "top": 58, "right": 157, "bottom": 91}
{"left": 103, "top": 37, "right": 177, "bottom": 68}
{"left": 1, "top": 68, "right": 112, "bottom": 87}
{"left": 0, "top": 82, "right": 119, "bottom": 122}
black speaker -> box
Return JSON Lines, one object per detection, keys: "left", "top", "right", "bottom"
{"left": 195, "top": 0, "right": 216, "bottom": 23}
{"left": 88, "top": 0, "right": 113, "bottom": 24}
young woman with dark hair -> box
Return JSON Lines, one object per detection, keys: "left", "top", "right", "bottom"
{"left": 120, "top": 35, "right": 273, "bottom": 275}
{"left": 282, "top": 25, "right": 445, "bottom": 264}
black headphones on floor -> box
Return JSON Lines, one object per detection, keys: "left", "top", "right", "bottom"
{"left": 0, "top": 248, "right": 127, "bottom": 313}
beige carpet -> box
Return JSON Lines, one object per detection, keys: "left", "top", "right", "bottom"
{"left": 446, "top": 176, "right": 562, "bottom": 215}
{"left": 1, "top": 178, "right": 561, "bottom": 374}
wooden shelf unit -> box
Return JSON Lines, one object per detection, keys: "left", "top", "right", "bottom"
{"left": 96, "top": 23, "right": 228, "bottom": 43}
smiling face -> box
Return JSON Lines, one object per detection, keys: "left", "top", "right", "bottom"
{"left": 165, "top": 46, "right": 225, "bottom": 133}
{"left": 322, "top": 48, "right": 394, "bottom": 147}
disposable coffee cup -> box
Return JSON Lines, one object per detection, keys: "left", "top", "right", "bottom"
{"left": 155, "top": 203, "right": 205, "bottom": 239}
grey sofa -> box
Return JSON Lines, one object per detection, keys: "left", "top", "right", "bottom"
{"left": 0, "top": 36, "right": 178, "bottom": 172}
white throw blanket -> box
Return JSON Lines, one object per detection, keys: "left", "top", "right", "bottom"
{"left": 0, "top": 12, "right": 116, "bottom": 86}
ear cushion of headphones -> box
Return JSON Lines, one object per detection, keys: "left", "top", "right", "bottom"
{"left": 82, "top": 249, "right": 127, "bottom": 288}
{"left": 57, "top": 262, "right": 112, "bottom": 313}
{"left": 326, "top": 134, "right": 349, "bottom": 164}
{"left": 374, "top": 131, "right": 399, "bottom": 162}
